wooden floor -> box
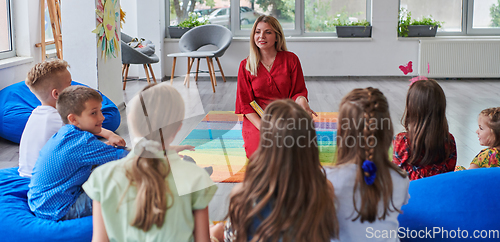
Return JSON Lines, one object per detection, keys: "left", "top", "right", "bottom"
{"left": 1, "top": 75, "right": 499, "bottom": 220}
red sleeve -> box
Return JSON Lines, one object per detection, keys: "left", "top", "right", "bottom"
{"left": 235, "top": 59, "right": 256, "bottom": 114}
{"left": 446, "top": 133, "right": 458, "bottom": 170}
{"left": 287, "top": 52, "right": 308, "bottom": 102}
{"left": 392, "top": 133, "right": 408, "bottom": 166}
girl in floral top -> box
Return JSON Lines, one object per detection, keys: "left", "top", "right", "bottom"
{"left": 458, "top": 108, "right": 500, "bottom": 170}
{"left": 392, "top": 78, "right": 457, "bottom": 180}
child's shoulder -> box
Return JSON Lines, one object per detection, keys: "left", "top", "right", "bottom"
{"left": 476, "top": 147, "right": 499, "bottom": 156}
{"left": 326, "top": 163, "right": 357, "bottom": 180}
{"left": 29, "top": 106, "right": 61, "bottom": 123}
{"left": 92, "top": 156, "right": 128, "bottom": 177}
{"left": 168, "top": 153, "right": 215, "bottom": 196}
{"left": 395, "top": 132, "right": 408, "bottom": 139}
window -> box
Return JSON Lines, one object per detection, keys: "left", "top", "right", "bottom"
{"left": 168, "top": 0, "right": 230, "bottom": 27}
{"left": 0, "top": 0, "right": 15, "bottom": 59}
{"left": 400, "top": 0, "right": 500, "bottom": 35}
{"left": 304, "top": 0, "right": 369, "bottom": 34}
{"left": 166, "top": 0, "right": 371, "bottom": 37}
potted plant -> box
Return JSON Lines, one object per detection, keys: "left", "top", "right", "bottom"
{"left": 168, "top": 13, "right": 209, "bottom": 38}
{"left": 398, "top": 8, "right": 443, "bottom": 37}
{"left": 331, "top": 19, "right": 372, "bottom": 38}
{"left": 327, "top": 8, "right": 372, "bottom": 38}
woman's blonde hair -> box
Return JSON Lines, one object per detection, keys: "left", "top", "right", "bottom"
{"left": 480, "top": 107, "right": 500, "bottom": 148}
{"left": 246, "top": 15, "right": 287, "bottom": 76}
{"left": 228, "top": 99, "right": 338, "bottom": 242}
{"left": 123, "top": 83, "right": 185, "bottom": 231}
{"left": 336, "top": 87, "right": 407, "bottom": 223}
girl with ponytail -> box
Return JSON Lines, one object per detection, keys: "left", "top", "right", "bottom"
{"left": 326, "top": 87, "right": 409, "bottom": 242}
{"left": 83, "top": 83, "right": 217, "bottom": 242}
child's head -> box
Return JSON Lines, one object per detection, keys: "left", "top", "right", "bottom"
{"left": 126, "top": 83, "right": 185, "bottom": 150}
{"left": 337, "top": 87, "right": 405, "bottom": 223}
{"left": 26, "top": 59, "right": 72, "bottom": 104}
{"left": 477, "top": 107, "right": 500, "bottom": 148}
{"left": 56, "top": 86, "right": 103, "bottom": 135}
{"left": 228, "top": 99, "right": 338, "bottom": 241}
{"left": 402, "top": 78, "right": 450, "bottom": 166}
{"left": 122, "top": 83, "right": 185, "bottom": 232}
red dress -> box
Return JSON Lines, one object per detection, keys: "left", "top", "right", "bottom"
{"left": 392, "top": 132, "right": 457, "bottom": 180}
{"left": 235, "top": 51, "right": 308, "bottom": 158}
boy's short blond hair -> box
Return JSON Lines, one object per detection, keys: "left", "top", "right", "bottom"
{"left": 56, "top": 86, "right": 102, "bottom": 124}
{"left": 26, "top": 59, "right": 70, "bottom": 101}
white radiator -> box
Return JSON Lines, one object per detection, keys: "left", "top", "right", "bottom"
{"left": 419, "top": 39, "right": 500, "bottom": 78}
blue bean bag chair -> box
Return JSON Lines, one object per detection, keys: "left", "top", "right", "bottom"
{"left": 0, "top": 81, "right": 120, "bottom": 143}
{"left": 0, "top": 167, "right": 92, "bottom": 242}
{"left": 399, "top": 168, "right": 500, "bottom": 241}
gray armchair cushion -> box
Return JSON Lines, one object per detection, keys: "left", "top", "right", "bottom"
{"left": 120, "top": 33, "right": 159, "bottom": 65}
{"left": 167, "top": 24, "right": 232, "bottom": 59}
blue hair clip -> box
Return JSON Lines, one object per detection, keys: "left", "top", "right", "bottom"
{"left": 362, "top": 160, "right": 377, "bottom": 185}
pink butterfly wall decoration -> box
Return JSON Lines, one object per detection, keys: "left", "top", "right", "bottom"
{"left": 399, "top": 61, "right": 413, "bottom": 75}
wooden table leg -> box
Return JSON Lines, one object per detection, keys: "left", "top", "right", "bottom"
{"left": 170, "top": 57, "right": 176, "bottom": 85}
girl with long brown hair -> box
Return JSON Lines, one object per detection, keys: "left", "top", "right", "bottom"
{"left": 326, "top": 87, "right": 409, "bottom": 241}
{"left": 83, "top": 83, "right": 217, "bottom": 242}
{"left": 224, "top": 99, "right": 338, "bottom": 242}
{"left": 392, "top": 78, "right": 457, "bottom": 180}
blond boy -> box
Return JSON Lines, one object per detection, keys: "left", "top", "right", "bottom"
{"left": 18, "top": 59, "right": 125, "bottom": 178}
{"left": 28, "top": 86, "right": 129, "bottom": 221}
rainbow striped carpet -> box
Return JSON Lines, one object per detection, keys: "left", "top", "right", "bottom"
{"left": 179, "top": 111, "right": 338, "bottom": 183}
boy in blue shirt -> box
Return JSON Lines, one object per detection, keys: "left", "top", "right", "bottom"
{"left": 28, "top": 86, "right": 129, "bottom": 221}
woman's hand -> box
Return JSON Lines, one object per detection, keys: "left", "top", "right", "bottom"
{"left": 296, "top": 96, "right": 317, "bottom": 117}
{"left": 245, "top": 113, "right": 262, "bottom": 130}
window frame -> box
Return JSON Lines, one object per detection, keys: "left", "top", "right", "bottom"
{"left": 166, "top": 0, "right": 372, "bottom": 38}
{"left": 400, "top": 0, "right": 500, "bottom": 36}
{"left": 466, "top": 0, "right": 500, "bottom": 35}
{"left": 0, "top": 0, "right": 15, "bottom": 59}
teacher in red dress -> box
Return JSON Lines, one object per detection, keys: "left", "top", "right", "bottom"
{"left": 235, "top": 15, "right": 317, "bottom": 159}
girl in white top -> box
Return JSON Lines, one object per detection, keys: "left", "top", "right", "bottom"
{"left": 83, "top": 83, "right": 217, "bottom": 242}
{"left": 326, "top": 87, "right": 410, "bottom": 242}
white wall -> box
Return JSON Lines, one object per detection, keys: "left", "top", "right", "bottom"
{"left": 61, "top": 1, "right": 98, "bottom": 89}
{"left": 1, "top": 0, "right": 123, "bottom": 106}
{"left": 121, "top": 0, "right": 165, "bottom": 80}
{"left": 163, "top": 0, "right": 420, "bottom": 78}
{"left": 62, "top": 0, "right": 123, "bottom": 105}
{"left": 120, "top": 0, "right": 139, "bottom": 77}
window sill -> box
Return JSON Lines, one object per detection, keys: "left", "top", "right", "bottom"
{"left": 165, "top": 36, "right": 373, "bottom": 42}
{"left": 398, "top": 36, "right": 500, "bottom": 41}
{"left": 0, "top": 56, "right": 34, "bottom": 70}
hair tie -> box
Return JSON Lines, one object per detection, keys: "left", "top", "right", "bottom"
{"left": 137, "top": 139, "right": 162, "bottom": 154}
{"left": 408, "top": 76, "right": 428, "bottom": 86}
{"left": 362, "top": 160, "right": 377, "bottom": 185}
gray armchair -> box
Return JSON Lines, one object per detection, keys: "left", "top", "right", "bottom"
{"left": 167, "top": 25, "right": 232, "bottom": 93}
{"left": 121, "top": 33, "right": 159, "bottom": 90}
